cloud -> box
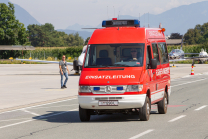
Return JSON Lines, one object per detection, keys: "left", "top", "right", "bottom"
{"left": 91, "top": 0, "right": 98, "bottom": 3}
{"left": 9, "top": 0, "right": 208, "bottom": 29}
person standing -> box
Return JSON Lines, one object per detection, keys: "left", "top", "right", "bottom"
{"left": 59, "top": 55, "right": 70, "bottom": 89}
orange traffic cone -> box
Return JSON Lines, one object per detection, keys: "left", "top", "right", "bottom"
{"left": 191, "top": 66, "right": 194, "bottom": 75}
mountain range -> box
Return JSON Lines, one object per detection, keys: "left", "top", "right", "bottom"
{"left": 1, "top": 0, "right": 208, "bottom": 39}
{"left": 66, "top": 1, "right": 208, "bottom": 37}
{"left": 118, "top": 1, "right": 208, "bottom": 36}
{"left": 0, "top": 0, "right": 40, "bottom": 28}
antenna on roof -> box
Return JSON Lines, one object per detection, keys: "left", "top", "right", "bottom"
{"left": 148, "top": 12, "right": 150, "bottom": 28}
{"left": 159, "top": 23, "right": 162, "bottom": 28}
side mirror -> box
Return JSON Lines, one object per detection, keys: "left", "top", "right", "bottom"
{"left": 151, "top": 59, "right": 157, "bottom": 69}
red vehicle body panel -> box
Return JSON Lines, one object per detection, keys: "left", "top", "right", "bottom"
{"left": 89, "top": 27, "right": 145, "bottom": 44}
{"left": 79, "top": 26, "right": 170, "bottom": 105}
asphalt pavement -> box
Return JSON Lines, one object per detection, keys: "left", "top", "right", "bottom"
{"left": 0, "top": 71, "right": 208, "bottom": 139}
{"left": 1, "top": 64, "right": 208, "bottom": 111}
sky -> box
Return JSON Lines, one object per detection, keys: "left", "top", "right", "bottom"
{"left": 9, "top": 0, "right": 208, "bottom": 29}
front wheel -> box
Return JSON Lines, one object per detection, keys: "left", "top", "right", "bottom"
{"left": 79, "top": 105, "right": 91, "bottom": 122}
{"left": 157, "top": 93, "right": 168, "bottom": 114}
{"left": 139, "top": 96, "right": 150, "bottom": 121}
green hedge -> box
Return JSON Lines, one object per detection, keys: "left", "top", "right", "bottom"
{"left": 4, "top": 44, "right": 208, "bottom": 60}
{"left": 170, "top": 60, "right": 208, "bottom": 64}
{"left": 167, "top": 44, "right": 208, "bottom": 54}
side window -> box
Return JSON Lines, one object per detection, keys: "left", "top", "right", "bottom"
{"left": 146, "top": 45, "right": 151, "bottom": 68}
{"left": 158, "top": 43, "right": 169, "bottom": 64}
{"left": 152, "top": 43, "right": 160, "bottom": 65}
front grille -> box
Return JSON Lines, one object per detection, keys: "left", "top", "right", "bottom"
{"left": 95, "top": 97, "right": 123, "bottom": 100}
{"left": 90, "top": 85, "right": 127, "bottom": 94}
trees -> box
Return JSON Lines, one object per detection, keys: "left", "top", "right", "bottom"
{"left": 169, "top": 33, "right": 183, "bottom": 39}
{"left": 0, "top": 2, "right": 28, "bottom": 45}
{"left": 27, "top": 24, "right": 84, "bottom": 47}
{"left": 184, "top": 22, "right": 208, "bottom": 45}
{"left": 84, "top": 37, "right": 90, "bottom": 45}
{"left": 0, "top": 2, "right": 29, "bottom": 59}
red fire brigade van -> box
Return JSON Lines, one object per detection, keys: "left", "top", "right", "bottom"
{"left": 78, "top": 19, "right": 171, "bottom": 121}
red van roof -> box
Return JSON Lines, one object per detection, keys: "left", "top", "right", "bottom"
{"left": 89, "top": 27, "right": 165, "bottom": 44}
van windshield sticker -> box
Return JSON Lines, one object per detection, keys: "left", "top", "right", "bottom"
{"left": 85, "top": 75, "right": 136, "bottom": 79}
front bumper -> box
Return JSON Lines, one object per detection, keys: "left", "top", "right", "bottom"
{"left": 78, "top": 94, "right": 146, "bottom": 109}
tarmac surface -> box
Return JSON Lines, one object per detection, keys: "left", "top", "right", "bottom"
{"left": 0, "top": 64, "right": 208, "bottom": 139}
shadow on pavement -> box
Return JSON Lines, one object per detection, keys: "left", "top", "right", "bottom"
{"left": 33, "top": 111, "right": 80, "bottom": 123}
{"left": 33, "top": 110, "right": 159, "bottom": 123}
{"left": 68, "top": 74, "right": 80, "bottom": 76}
{"left": 150, "top": 111, "right": 159, "bottom": 114}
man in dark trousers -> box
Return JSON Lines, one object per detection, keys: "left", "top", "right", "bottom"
{"left": 59, "top": 55, "right": 70, "bottom": 89}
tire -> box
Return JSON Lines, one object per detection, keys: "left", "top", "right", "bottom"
{"left": 139, "top": 96, "right": 150, "bottom": 121}
{"left": 79, "top": 105, "right": 91, "bottom": 122}
{"left": 157, "top": 92, "right": 168, "bottom": 114}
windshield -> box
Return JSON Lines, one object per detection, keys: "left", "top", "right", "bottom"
{"left": 84, "top": 43, "right": 144, "bottom": 68}
{"left": 170, "top": 50, "right": 176, "bottom": 53}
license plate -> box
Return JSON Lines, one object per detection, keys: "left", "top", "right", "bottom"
{"left": 98, "top": 100, "right": 118, "bottom": 106}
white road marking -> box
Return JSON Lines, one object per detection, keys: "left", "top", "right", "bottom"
{"left": 0, "top": 108, "right": 78, "bottom": 129}
{"left": 168, "top": 115, "right": 186, "bottom": 122}
{"left": 28, "top": 104, "right": 78, "bottom": 110}
{"left": 129, "top": 129, "right": 154, "bottom": 139}
{"left": 171, "top": 78, "right": 206, "bottom": 88}
{"left": 0, "top": 119, "right": 34, "bottom": 129}
{"left": 0, "top": 98, "right": 77, "bottom": 115}
{"left": 195, "top": 105, "right": 208, "bottom": 111}
{"left": 0, "top": 118, "right": 30, "bottom": 122}
{"left": 21, "top": 109, "right": 39, "bottom": 116}
{"left": 171, "top": 73, "right": 203, "bottom": 81}
{"left": 39, "top": 108, "right": 78, "bottom": 119}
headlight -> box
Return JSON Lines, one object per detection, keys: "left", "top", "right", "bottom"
{"left": 126, "top": 85, "right": 143, "bottom": 92}
{"left": 79, "top": 86, "right": 91, "bottom": 92}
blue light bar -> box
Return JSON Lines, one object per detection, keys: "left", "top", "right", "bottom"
{"left": 102, "top": 20, "right": 140, "bottom": 27}
{"left": 117, "top": 87, "right": 123, "bottom": 90}
{"left": 134, "top": 20, "right": 140, "bottom": 26}
{"left": 94, "top": 87, "right": 100, "bottom": 91}
{"left": 102, "top": 21, "right": 106, "bottom": 27}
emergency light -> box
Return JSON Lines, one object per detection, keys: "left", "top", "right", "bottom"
{"left": 117, "top": 87, "right": 123, "bottom": 90}
{"left": 94, "top": 87, "right": 100, "bottom": 91}
{"left": 102, "top": 19, "right": 140, "bottom": 27}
